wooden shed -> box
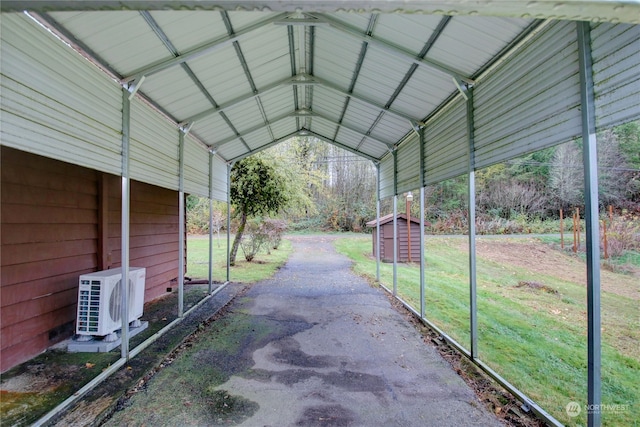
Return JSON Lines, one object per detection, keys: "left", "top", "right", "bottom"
{"left": 366, "top": 213, "right": 422, "bottom": 263}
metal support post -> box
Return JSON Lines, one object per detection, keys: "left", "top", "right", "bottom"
{"left": 178, "top": 131, "right": 185, "bottom": 318}
{"left": 393, "top": 150, "right": 398, "bottom": 296}
{"left": 120, "top": 88, "right": 131, "bottom": 359}
{"left": 467, "top": 86, "right": 478, "bottom": 359}
{"left": 420, "top": 186, "right": 425, "bottom": 318}
{"left": 226, "top": 163, "right": 232, "bottom": 283}
{"left": 376, "top": 163, "right": 381, "bottom": 282}
{"left": 208, "top": 152, "right": 213, "bottom": 294}
{"left": 419, "top": 127, "right": 426, "bottom": 319}
{"left": 578, "top": 21, "right": 601, "bottom": 427}
{"left": 393, "top": 194, "right": 398, "bottom": 296}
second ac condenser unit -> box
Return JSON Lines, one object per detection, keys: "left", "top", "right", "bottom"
{"left": 76, "top": 267, "right": 146, "bottom": 337}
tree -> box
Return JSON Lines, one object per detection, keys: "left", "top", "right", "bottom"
{"left": 229, "top": 155, "right": 289, "bottom": 265}
{"left": 549, "top": 141, "right": 583, "bottom": 210}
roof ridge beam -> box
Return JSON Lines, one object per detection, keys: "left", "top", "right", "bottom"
{"left": 310, "top": 12, "right": 474, "bottom": 86}
{"left": 122, "top": 12, "right": 289, "bottom": 84}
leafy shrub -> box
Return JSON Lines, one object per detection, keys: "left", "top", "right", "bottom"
{"left": 605, "top": 214, "right": 640, "bottom": 257}
{"left": 240, "top": 219, "right": 270, "bottom": 262}
{"left": 262, "top": 219, "right": 288, "bottom": 250}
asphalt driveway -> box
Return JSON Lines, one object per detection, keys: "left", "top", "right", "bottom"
{"left": 104, "top": 235, "right": 502, "bottom": 426}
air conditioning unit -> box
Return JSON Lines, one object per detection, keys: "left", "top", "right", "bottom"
{"left": 76, "top": 267, "right": 146, "bottom": 338}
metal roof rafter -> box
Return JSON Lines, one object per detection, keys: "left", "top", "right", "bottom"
{"left": 180, "top": 73, "right": 419, "bottom": 127}
{"left": 121, "top": 12, "right": 290, "bottom": 84}
{"left": 287, "top": 25, "right": 300, "bottom": 128}
{"left": 229, "top": 130, "right": 302, "bottom": 163}
{"left": 179, "top": 74, "right": 301, "bottom": 126}
{"left": 310, "top": 12, "right": 474, "bottom": 86}
{"left": 303, "top": 130, "right": 379, "bottom": 163}
{"left": 221, "top": 10, "right": 275, "bottom": 142}
{"left": 333, "top": 13, "right": 376, "bottom": 142}
{"left": 361, "top": 15, "right": 451, "bottom": 151}
{"left": 211, "top": 108, "right": 393, "bottom": 152}
{"left": 312, "top": 112, "right": 394, "bottom": 149}
{"left": 312, "top": 75, "right": 421, "bottom": 124}
{"left": 140, "top": 11, "right": 221, "bottom": 110}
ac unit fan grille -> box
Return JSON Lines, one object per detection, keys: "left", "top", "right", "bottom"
{"left": 108, "top": 279, "right": 136, "bottom": 323}
{"left": 77, "top": 280, "right": 101, "bottom": 333}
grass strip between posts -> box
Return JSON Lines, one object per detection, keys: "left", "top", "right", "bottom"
{"left": 335, "top": 236, "right": 639, "bottom": 427}
{"left": 186, "top": 235, "right": 292, "bottom": 283}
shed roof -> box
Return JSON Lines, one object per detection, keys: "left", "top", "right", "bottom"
{"left": 366, "top": 212, "right": 420, "bottom": 227}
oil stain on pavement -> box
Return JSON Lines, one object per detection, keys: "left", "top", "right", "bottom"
{"left": 105, "top": 235, "right": 502, "bottom": 427}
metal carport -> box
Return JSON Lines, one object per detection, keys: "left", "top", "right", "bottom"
{"left": 1, "top": 2, "right": 639, "bottom": 426}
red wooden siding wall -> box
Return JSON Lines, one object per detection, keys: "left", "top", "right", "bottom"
{"left": 1, "top": 147, "right": 180, "bottom": 372}
{"left": 106, "top": 176, "right": 180, "bottom": 301}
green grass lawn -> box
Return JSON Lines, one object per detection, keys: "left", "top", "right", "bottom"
{"left": 335, "top": 236, "right": 639, "bottom": 427}
{"left": 186, "top": 235, "right": 292, "bottom": 283}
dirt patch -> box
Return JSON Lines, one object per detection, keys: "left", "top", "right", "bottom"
{"left": 469, "top": 239, "right": 639, "bottom": 300}
{"left": 515, "top": 281, "right": 558, "bottom": 294}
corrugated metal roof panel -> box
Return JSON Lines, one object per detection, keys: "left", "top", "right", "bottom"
{"left": 6, "top": 6, "right": 639, "bottom": 208}
{"left": 210, "top": 153, "right": 228, "bottom": 202}
{"left": 335, "top": 126, "right": 365, "bottom": 149}
{"left": 474, "top": 21, "right": 581, "bottom": 169}
{"left": 429, "top": 16, "right": 531, "bottom": 76}
{"left": 313, "top": 26, "right": 362, "bottom": 89}
{"left": 424, "top": 97, "right": 467, "bottom": 185}
{"left": 130, "top": 97, "right": 179, "bottom": 190}
{"left": 328, "top": 12, "right": 372, "bottom": 32}
{"left": 369, "top": 114, "right": 412, "bottom": 142}
{"left": 239, "top": 24, "right": 291, "bottom": 89}
{"left": 354, "top": 47, "right": 413, "bottom": 107}
{"left": 269, "top": 117, "right": 297, "bottom": 138}
{"left": 591, "top": 23, "right": 640, "bottom": 129}
{"left": 146, "top": 11, "right": 228, "bottom": 52}
{"left": 396, "top": 133, "right": 421, "bottom": 193}
{"left": 1, "top": 13, "right": 123, "bottom": 175}
{"left": 48, "top": 11, "right": 169, "bottom": 75}
{"left": 244, "top": 126, "right": 272, "bottom": 150}
{"left": 311, "top": 88, "right": 347, "bottom": 122}
{"left": 360, "top": 138, "right": 392, "bottom": 159}
{"left": 342, "top": 98, "right": 385, "bottom": 130}
{"left": 191, "top": 115, "right": 237, "bottom": 145}
{"left": 141, "top": 66, "right": 214, "bottom": 121}
{"left": 310, "top": 117, "right": 338, "bottom": 139}
{"left": 222, "top": 98, "right": 263, "bottom": 130}
{"left": 184, "top": 135, "right": 210, "bottom": 196}
{"left": 379, "top": 153, "right": 395, "bottom": 199}
{"left": 226, "top": 10, "right": 277, "bottom": 30}
{"left": 391, "top": 67, "right": 454, "bottom": 119}
{"left": 187, "top": 46, "right": 254, "bottom": 106}
{"left": 217, "top": 139, "right": 247, "bottom": 160}
{"left": 260, "top": 86, "right": 294, "bottom": 119}
{"left": 375, "top": 14, "right": 443, "bottom": 56}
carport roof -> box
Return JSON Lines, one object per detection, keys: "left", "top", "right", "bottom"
{"left": 3, "top": 1, "right": 639, "bottom": 164}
